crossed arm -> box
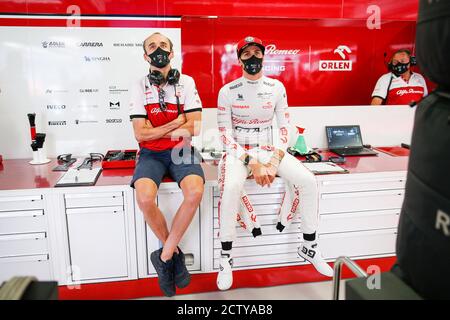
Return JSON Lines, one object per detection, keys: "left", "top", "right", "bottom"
{"left": 132, "top": 111, "right": 201, "bottom": 143}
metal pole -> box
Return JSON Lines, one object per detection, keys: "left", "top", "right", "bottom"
{"left": 332, "top": 256, "right": 368, "bottom": 300}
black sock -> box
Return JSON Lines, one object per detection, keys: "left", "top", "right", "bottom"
{"left": 221, "top": 241, "right": 233, "bottom": 251}
{"left": 303, "top": 232, "right": 316, "bottom": 242}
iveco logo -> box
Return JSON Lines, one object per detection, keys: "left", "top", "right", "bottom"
{"left": 48, "top": 121, "right": 67, "bottom": 126}
{"left": 47, "top": 105, "right": 66, "bottom": 110}
{"left": 78, "top": 42, "right": 103, "bottom": 47}
{"left": 106, "top": 119, "right": 122, "bottom": 123}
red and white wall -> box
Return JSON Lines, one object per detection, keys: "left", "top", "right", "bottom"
{"left": 0, "top": 1, "right": 424, "bottom": 159}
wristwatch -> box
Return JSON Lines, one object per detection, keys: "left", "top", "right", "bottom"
{"left": 243, "top": 154, "right": 251, "bottom": 166}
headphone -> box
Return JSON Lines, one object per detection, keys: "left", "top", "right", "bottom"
{"left": 386, "top": 49, "right": 417, "bottom": 71}
{"left": 148, "top": 68, "right": 180, "bottom": 86}
{"left": 148, "top": 68, "right": 182, "bottom": 115}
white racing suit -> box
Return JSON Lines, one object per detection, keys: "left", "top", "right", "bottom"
{"left": 217, "top": 75, "right": 319, "bottom": 242}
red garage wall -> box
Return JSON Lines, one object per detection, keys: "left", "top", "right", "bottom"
{"left": 0, "top": 1, "right": 424, "bottom": 107}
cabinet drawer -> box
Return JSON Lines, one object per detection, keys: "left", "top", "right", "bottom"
{"left": 213, "top": 193, "right": 284, "bottom": 208}
{"left": 0, "top": 195, "right": 43, "bottom": 211}
{"left": 320, "top": 189, "right": 404, "bottom": 214}
{"left": 319, "top": 228, "right": 397, "bottom": 259}
{"left": 213, "top": 215, "right": 301, "bottom": 229}
{"left": 319, "top": 176, "right": 406, "bottom": 193}
{"left": 213, "top": 221, "right": 300, "bottom": 237}
{"left": 213, "top": 252, "right": 302, "bottom": 270}
{"left": 65, "top": 192, "right": 123, "bottom": 208}
{"left": 213, "top": 232, "right": 299, "bottom": 249}
{"left": 0, "top": 232, "right": 48, "bottom": 257}
{"left": 214, "top": 243, "right": 300, "bottom": 259}
{"left": 319, "top": 209, "right": 400, "bottom": 234}
{"left": 213, "top": 204, "right": 288, "bottom": 218}
{"left": 154, "top": 192, "right": 201, "bottom": 272}
{"left": 212, "top": 181, "right": 285, "bottom": 197}
{"left": 0, "top": 254, "right": 52, "bottom": 282}
{"left": 0, "top": 210, "right": 46, "bottom": 234}
{"left": 66, "top": 206, "right": 128, "bottom": 281}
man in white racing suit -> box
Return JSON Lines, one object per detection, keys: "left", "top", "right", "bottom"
{"left": 216, "top": 36, "right": 333, "bottom": 291}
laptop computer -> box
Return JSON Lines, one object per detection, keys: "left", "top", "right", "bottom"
{"left": 325, "top": 125, "right": 378, "bottom": 156}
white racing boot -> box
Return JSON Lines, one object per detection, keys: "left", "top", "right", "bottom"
{"left": 217, "top": 252, "right": 233, "bottom": 290}
{"left": 298, "top": 242, "right": 334, "bottom": 277}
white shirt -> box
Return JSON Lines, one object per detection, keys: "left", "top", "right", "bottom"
{"left": 217, "top": 75, "right": 290, "bottom": 159}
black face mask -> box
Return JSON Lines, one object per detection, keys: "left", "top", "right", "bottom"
{"left": 241, "top": 55, "right": 263, "bottom": 75}
{"left": 148, "top": 47, "right": 170, "bottom": 68}
{"left": 391, "top": 62, "right": 410, "bottom": 76}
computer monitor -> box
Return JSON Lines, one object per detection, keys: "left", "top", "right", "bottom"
{"left": 326, "top": 125, "right": 364, "bottom": 149}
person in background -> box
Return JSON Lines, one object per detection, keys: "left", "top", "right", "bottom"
{"left": 371, "top": 49, "right": 428, "bottom": 106}
{"left": 129, "top": 32, "right": 204, "bottom": 297}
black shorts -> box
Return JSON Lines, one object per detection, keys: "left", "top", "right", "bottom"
{"left": 130, "top": 147, "right": 205, "bottom": 189}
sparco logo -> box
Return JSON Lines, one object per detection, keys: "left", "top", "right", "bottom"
{"left": 78, "top": 42, "right": 103, "bottom": 47}
{"left": 47, "top": 105, "right": 66, "bottom": 110}
{"left": 42, "top": 41, "right": 65, "bottom": 48}
{"left": 48, "top": 121, "right": 67, "bottom": 126}
{"left": 230, "top": 83, "right": 243, "bottom": 90}
{"left": 106, "top": 119, "right": 122, "bottom": 123}
{"left": 84, "top": 56, "right": 111, "bottom": 62}
{"left": 265, "top": 44, "right": 300, "bottom": 55}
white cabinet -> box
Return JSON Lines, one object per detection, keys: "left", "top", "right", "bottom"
{"left": 317, "top": 172, "right": 406, "bottom": 260}
{"left": 61, "top": 188, "right": 136, "bottom": 284}
{"left": 0, "top": 192, "right": 53, "bottom": 283}
{"left": 65, "top": 206, "right": 128, "bottom": 281}
{"left": 212, "top": 179, "right": 305, "bottom": 271}
{"left": 135, "top": 184, "right": 202, "bottom": 278}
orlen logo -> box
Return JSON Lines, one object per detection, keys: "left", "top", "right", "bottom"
{"left": 105, "top": 118, "right": 122, "bottom": 123}
{"left": 48, "top": 121, "right": 67, "bottom": 126}
{"left": 319, "top": 45, "right": 353, "bottom": 71}
{"left": 78, "top": 42, "right": 103, "bottom": 47}
{"left": 265, "top": 44, "right": 300, "bottom": 55}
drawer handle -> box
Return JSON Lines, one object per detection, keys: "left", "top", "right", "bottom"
{"left": 184, "top": 253, "right": 195, "bottom": 266}
{"left": 0, "top": 195, "right": 42, "bottom": 203}
{"left": 322, "top": 190, "right": 404, "bottom": 199}
{"left": 0, "top": 210, "right": 44, "bottom": 219}
{"left": 66, "top": 206, "right": 124, "bottom": 215}
{"left": 322, "top": 178, "right": 405, "bottom": 186}
{"left": 0, "top": 232, "right": 46, "bottom": 241}
{"left": 0, "top": 254, "right": 49, "bottom": 263}
{"left": 65, "top": 193, "right": 122, "bottom": 200}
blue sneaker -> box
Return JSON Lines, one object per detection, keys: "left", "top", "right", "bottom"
{"left": 150, "top": 248, "right": 176, "bottom": 297}
{"left": 173, "top": 247, "right": 191, "bottom": 289}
